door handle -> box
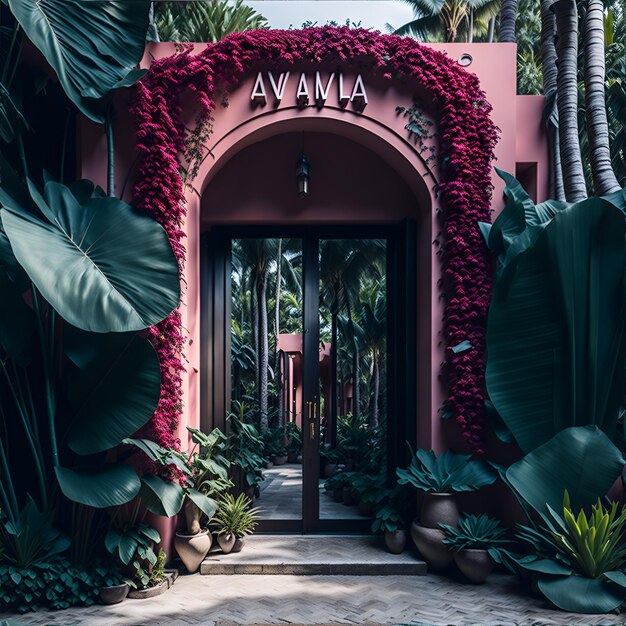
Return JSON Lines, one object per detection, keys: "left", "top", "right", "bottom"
{"left": 309, "top": 422, "right": 315, "bottom": 440}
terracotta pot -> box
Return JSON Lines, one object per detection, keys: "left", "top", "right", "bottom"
{"left": 384, "top": 529, "right": 406, "bottom": 554}
{"left": 99, "top": 583, "right": 129, "bottom": 605}
{"left": 332, "top": 488, "right": 343, "bottom": 502}
{"left": 357, "top": 500, "right": 374, "bottom": 517}
{"left": 454, "top": 548, "right": 495, "bottom": 584}
{"left": 287, "top": 451, "right": 298, "bottom": 463}
{"left": 342, "top": 486, "right": 356, "bottom": 506}
{"left": 174, "top": 528, "right": 212, "bottom": 573}
{"left": 420, "top": 492, "right": 459, "bottom": 529}
{"left": 273, "top": 455, "right": 288, "bottom": 466}
{"left": 231, "top": 537, "right": 245, "bottom": 553}
{"left": 411, "top": 521, "right": 453, "bottom": 570}
{"left": 217, "top": 533, "right": 236, "bottom": 554}
{"left": 323, "top": 463, "right": 338, "bottom": 478}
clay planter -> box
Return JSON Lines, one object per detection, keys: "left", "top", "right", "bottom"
{"left": 265, "top": 461, "right": 274, "bottom": 469}
{"left": 332, "top": 488, "right": 343, "bottom": 502}
{"left": 342, "top": 486, "right": 356, "bottom": 506}
{"left": 411, "top": 521, "right": 453, "bottom": 570}
{"left": 231, "top": 537, "right": 245, "bottom": 553}
{"left": 287, "top": 451, "right": 298, "bottom": 463}
{"left": 128, "top": 578, "right": 168, "bottom": 599}
{"left": 323, "top": 463, "right": 338, "bottom": 478}
{"left": 99, "top": 583, "right": 129, "bottom": 605}
{"left": 273, "top": 455, "right": 288, "bottom": 466}
{"left": 174, "top": 528, "right": 212, "bottom": 573}
{"left": 357, "top": 500, "right": 375, "bottom": 517}
{"left": 384, "top": 530, "right": 407, "bottom": 554}
{"left": 420, "top": 492, "right": 460, "bottom": 529}
{"left": 217, "top": 533, "right": 236, "bottom": 554}
{"left": 454, "top": 549, "right": 495, "bottom": 584}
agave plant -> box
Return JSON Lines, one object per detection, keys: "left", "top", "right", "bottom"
{"left": 440, "top": 513, "right": 509, "bottom": 551}
{"left": 396, "top": 448, "right": 496, "bottom": 493}
{"left": 213, "top": 493, "right": 260, "bottom": 539}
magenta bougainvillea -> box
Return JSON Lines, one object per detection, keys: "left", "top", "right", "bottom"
{"left": 131, "top": 27, "right": 498, "bottom": 452}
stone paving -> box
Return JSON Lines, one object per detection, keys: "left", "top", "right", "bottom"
{"left": 4, "top": 536, "right": 626, "bottom": 626}
{"left": 8, "top": 571, "right": 626, "bottom": 626}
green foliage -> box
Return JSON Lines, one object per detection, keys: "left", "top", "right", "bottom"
{"left": 155, "top": 0, "right": 268, "bottom": 43}
{"left": 149, "top": 549, "right": 167, "bottom": 587}
{"left": 213, "top": 493, "right": 260, "bottom": 538}
{"left": 371, "top": 484, "right": 412, "bottom": 534}
{"left": 229, "top": 402, "right": 266, "bottom": 488}
{"left": 350, "top": 473, "right": 384, "bottom": 505}
{"left": 263, "top": 425, "right": 287, "bottom": 458}
{"left": 324, "top": 470, "right": 355, "bottom": 492}
{"left": 483, "top": 169, "right": 626, "bottom": 453}
{"left": 396, "top": 448, "right": 496, "bottom": 493}
{"left": 104, "top": 523, "right": 160, "bottom": 590}
{"left": 285, "top": 421, "right": 302, "bottom": 455}
{"left": 440, "top": 513, "right": 508, "bottom": 551}
{"left": 0, "top": 559, "right": 99, "bottom": 613}
{"left": 6, "top": 0, "right": 150, "bottom": 121}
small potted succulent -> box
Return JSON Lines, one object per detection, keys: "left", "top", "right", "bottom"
{"left": 213, "top": 492, "right": 260, "bottom": 553}
{"left": 440, "top": 513, "right": 509, "bottom": 583}
{"left": 396, "top": 448, "right": 496, "bottom": 570}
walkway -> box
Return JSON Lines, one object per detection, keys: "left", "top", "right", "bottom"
{"left": 12, "top": 571, "right": 625, "bottom": 626}
{"left": 258, "top": 466, "right": 360, "bottom": 520}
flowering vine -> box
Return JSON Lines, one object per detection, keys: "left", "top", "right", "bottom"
{"left": 131, "top": 27, "right": 498, "bottom": 452}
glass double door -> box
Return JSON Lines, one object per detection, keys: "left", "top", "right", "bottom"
{"left": 214, "top": 224, "right": 415, "bottom": 533}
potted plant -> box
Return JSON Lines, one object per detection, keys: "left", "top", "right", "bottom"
{"left": 397, "top": 449, "right": 497, "bottom": 528}
{"left": 285, "top": 422, "right": 302, "bottom": 463}
{"left": 351, "top": 473, "right": 381, "bottom": 517}
{"left": 213, "top": 493, "right": 260, "bottom": 553}
{"left": 172, "top": 427, "right": 232, "bottom": 572}
{"left": 320, "top": 446, "right": 341, "bottom": 478}
{"left": 96, "top": 568, "right": 133, "bottom": 605}
{"left": 229, "top": 403, "right": 266, "bottom": 495}
{"left": 324, "top": 471, "right": 353, "bottom": 503}
{"left": 372, "top": 483, "right": 411, "bottom": 554}
{"left": 396, "top": 448, "right": 496, "bottom": 570}
{"left": 440, "top": 513, "right": 509, "bottom": 583}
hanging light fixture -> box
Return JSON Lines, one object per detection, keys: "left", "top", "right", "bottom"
{"left": 295, "top": 132, "right": 310, "bottom": 198}
{"left": 295, "top": 153, "right": 311, "bottom": 198}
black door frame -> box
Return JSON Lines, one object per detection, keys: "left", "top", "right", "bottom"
{"left": 201, "top": 222, "right": 417, "bottom": 533}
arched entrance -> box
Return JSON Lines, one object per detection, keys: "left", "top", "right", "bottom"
{"left": 199, "top": 124, "right": 428, "bottom": 531}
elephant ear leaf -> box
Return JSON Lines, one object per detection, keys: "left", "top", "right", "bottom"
{"left": 7, "top": 0, "right": 151, "bottom": 122}
{"left": 55, "top": 465, "right": 140, "bottom": 508}
{"left": 506, "top": 426, "right": 625, "bottom": 518}
{"left": 140, "top": 475, "right": 185, "bottom": 518}
{"left": 1, "top": 181, "right": 180, "bottom": 333}
{"left": 66, "top": 333, "right": 161, "bottom": 455}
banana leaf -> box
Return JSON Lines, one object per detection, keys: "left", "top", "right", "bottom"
{"left": 486, "top": 196, "right": 626, "bottom": 452}
{"left": 7, "top": 0, "right": 150, "bottom": 122}
{"left": 538, "top": 576, "right": 624, "bottom": 614}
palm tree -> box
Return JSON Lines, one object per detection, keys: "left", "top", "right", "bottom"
{"left": 391, "top": 0, "right": 500, "bottom": 43}
{"left": 233, "top": 239, "right": 281, "bottom": 432}
{"left": 584, "top": 0, "right": 621, "bottom": 194}
{"left": 360, "top": 293, "right": 386, "bottom": 429}
{"left": 554, "top": 0, "right": 588, "bottom": 201}
{"left": 155, "top": 0, "right": 268, "bottom": 42}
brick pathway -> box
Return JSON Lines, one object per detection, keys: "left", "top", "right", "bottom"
{"left": 6, "top": 572, "right": 626, "bottom": 626}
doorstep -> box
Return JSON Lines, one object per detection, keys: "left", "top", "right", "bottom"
{"left": 200, "top": 535, "right": 427, "bottom": 575}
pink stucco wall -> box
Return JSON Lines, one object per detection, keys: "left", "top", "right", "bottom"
{"left": 80, "top": 40, "right": 549, "bottom": 459}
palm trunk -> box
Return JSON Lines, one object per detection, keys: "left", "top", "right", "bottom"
{"left": 331, "top": 311, "right": 338, "bottom": 435}
{"left": 352, "top": 345, "right": 360, "bottom": 421}
{"left": 369, "top": 351, "right": 380, "bottom": 429}
{"left": 487, "top": 16, "right": 496, "bottom": 43}
{"left": 541, "top": 0, "right": 566, "bottom": 200}
{"left": 555, "top": 0, "right": 588, "bottom": 201}
{"left": 252, "top": 275, "right": 259, "bottom": 403}
{"left": 584, "top": 0, "right": 621, "bottom": 195}
{"left": 259, "top": 276, "right": 269, "bottom": 433}
{"left": 499, "top": 0, "right": 519, "bottom": 42}
{"left": 274, "top": 240, "right": 283, "bottom": 425}
{"left": 468, "top": 10, "right": 474, "bottom": 43}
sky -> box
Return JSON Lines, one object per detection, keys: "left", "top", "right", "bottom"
{"left": 244, "top": 1, "right": 415, "bottom": 32}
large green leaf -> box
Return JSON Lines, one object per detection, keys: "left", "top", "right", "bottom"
{"left": 538, "top": 575, "right": 624, "bottom": 614}
{"left": 140, "top": 475, "right": 185, "bottom": 518}
{"left": 487, "top": 198, "right": 626, "bottom": 452}
{"left": 7, "top": 0, "right": 150, "bottom": 122}
{"left": 187, "top": 488, "right": 217, "bottom": 520}
{"left": 0, "top": 181, "right": 180, "bottom": 332}
{"left": 66, "top": 334, "right": 161, "bottom": 455}
{"left": 506, "top": 426, "right": 625, "bottom": 517}
{"left": 55, "top": 465, "right": 140, "bottom": 508}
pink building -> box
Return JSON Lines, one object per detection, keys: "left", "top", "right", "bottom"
{"left": 81, "top": 32, "right": 548, "bottom": 534}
